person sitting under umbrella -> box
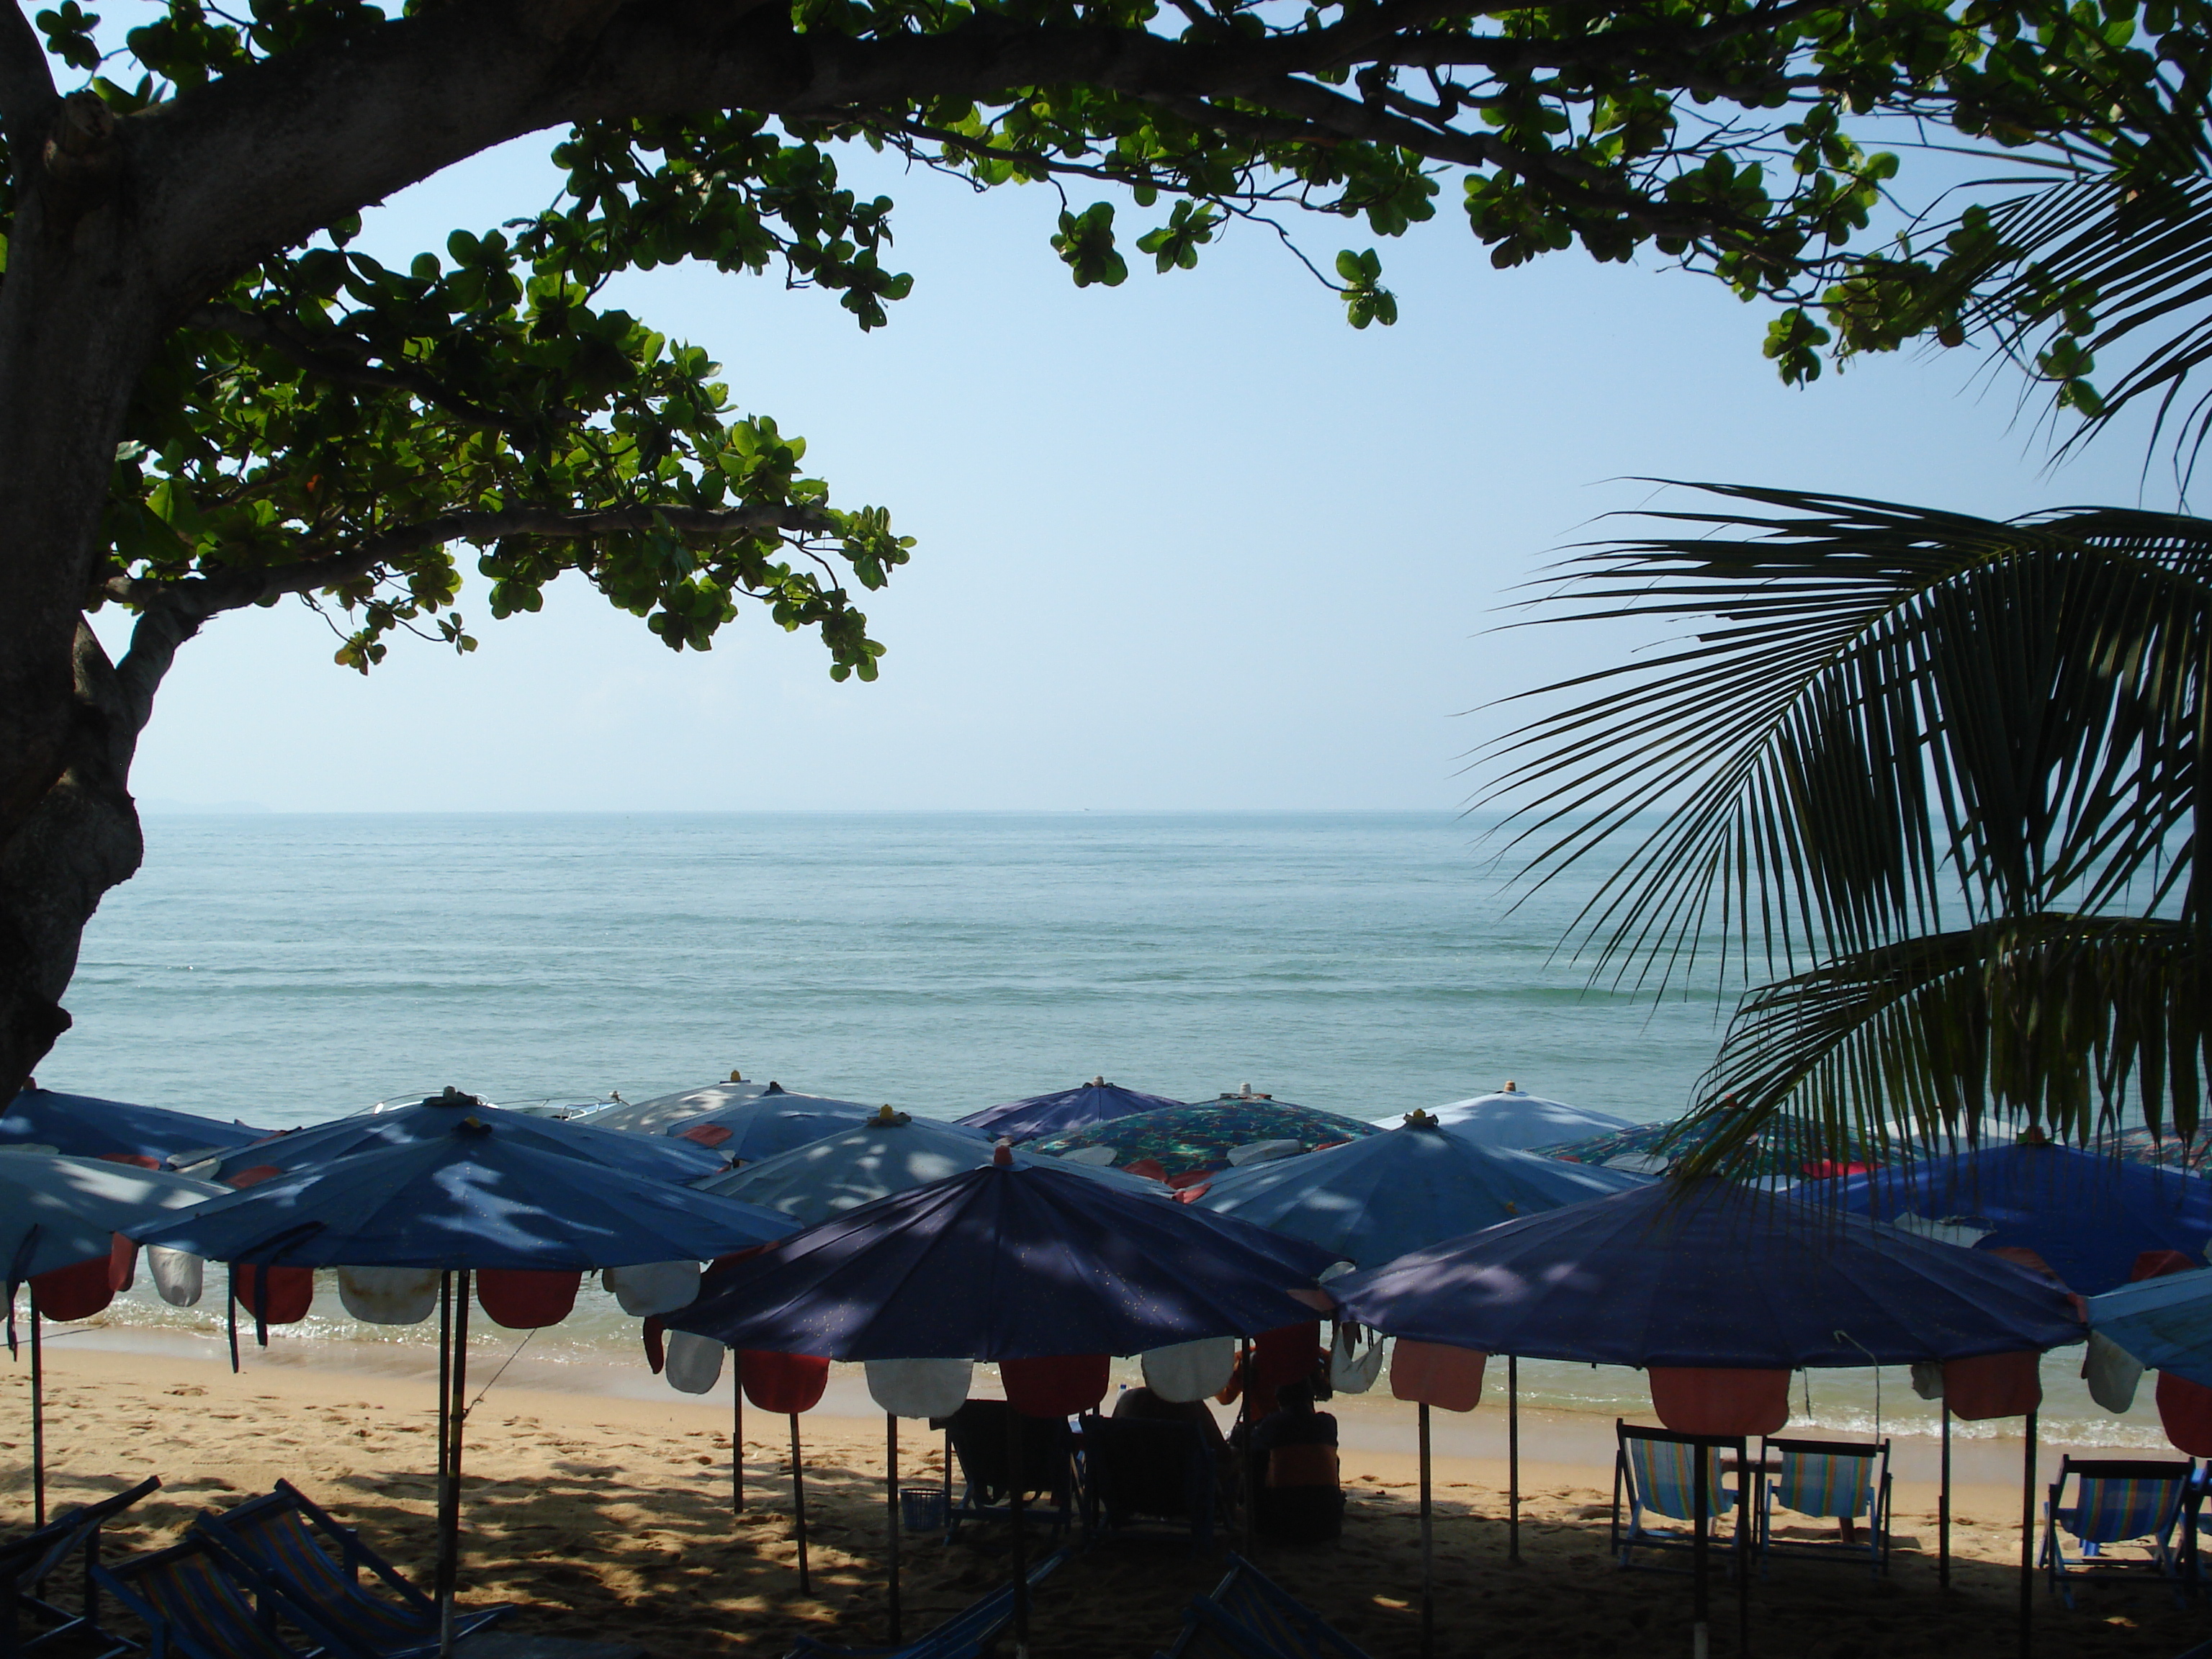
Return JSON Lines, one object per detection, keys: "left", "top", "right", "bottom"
{"left": 1113, "top": 1382, "right": 1236, "bottom": 1503}
{"left": 1241, "top": 1380, "right": 1344, "bottom": 1544}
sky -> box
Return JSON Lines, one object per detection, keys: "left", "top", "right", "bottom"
{"left": 104, "top": 131, "right": 2174, "bottom": 814}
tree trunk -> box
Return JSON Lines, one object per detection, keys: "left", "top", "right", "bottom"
{"left": 0, "top": 99, "right": 169, "bottom": 1097}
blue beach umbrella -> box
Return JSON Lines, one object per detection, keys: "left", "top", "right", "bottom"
{"left": 1817, "top": 1140, "right": 2212, "bottom": 1296}
{"left": 955, "top": 1076, "right": 1185, "bottom": 1144}
{"left": 1, "top": 1087, "right": 270, "bottom": 1164}
{"left": 1331, "top": 1176, "right": 2083, "bottom": 1367}
{"left": 1333, "top": 1179, "right": 2082, "bottom": 1658}
{"left": 672, "top": 1155, "right": 1338, "bottom": 1361}
{"left": 1194, "top": 1117, "right": 1651, "bottom": 1267}
{"left": 1, "top": 1154, "right": 225, "bottom": 1527}
{"left": 585, "top": 1076, "right": 773, "bottom": 1135}
{"left": 179, "top": 1087, "right": 726, "bottom": 1186}
{"left": 2087, "top": 1272, "right": 2212, "bottom": 1390}
{"left": 1399, "top": 1083, "right": 1632, "bottom": 1151}
{"left": 673, "top": 1156, "right": 1336, "bottom": 1650}
{"left": 660, "top": 1087, "right": 961, "bottom": 1163}
{"left": 129, "top": 1110, "right": 791, "bottom": 1658}
{"left": 693, "top": 1109, "right": 1162, "bottom": 1223}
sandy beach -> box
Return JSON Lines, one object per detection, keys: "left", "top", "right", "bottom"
{"left": 6, "top": 1334, "right": 2205, "bottom": 1658}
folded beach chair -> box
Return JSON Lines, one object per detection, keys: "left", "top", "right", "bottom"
{"left": 2040, "top": 1456, "right": 2194, "bottom": 1608}
{"left": 194, "top": 1479, "right": 511, "bottom": 1657}
{"left": 1153, "top": 1553, "right": 1370, "bottom": 1659}
{"left": 1611, "top": 1422, "right": 1748, "bottom": 1573}
{"left": 1079, "top": 1414, "right": 1215, "bottom": 1547}
{"left": 932, "top": 1401, "right": 1076, "bottom": 1540}
{"left": 91, "top": 1532, "right": 320, "bottom": 1659}
{"left": 1, "top": 1474, "right": 161, "bottom": 1653}
{"left": 1755, "top": 1436, "right": 1892, "bottom": 1575}
{"left": 783, "top": 1546, "right": 1070, "bottom": 1659}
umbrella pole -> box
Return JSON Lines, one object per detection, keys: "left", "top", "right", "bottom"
{"left": 1691, "top": 1439, "right": 1709, "bottom": 1659}
{"left": 791, "top": 1413, "right": 811, "bottom": 1596}
{"left": 436, "top": 1274, "right": 452, "bottom": 1500}
{"left": 1007, "top": 1405, "right": 1030, "bottom": 1659}
{"left": 732, "top": 1367, "right": 745, "bottom": 1515}
{"left": 1240, "top": 1338, "right": 1254, "bottom": 1560}
{"left": 1507, "top": 1354, "right": 1521, "bottom": 1565}
{"left": 1939, "top": 1403, "right": 1952, "bottom": 1590}
{"left": 886, "top": 1412, "right": 902, "bottom": 1645}
{"left": 2018, "top": 1408, "right": 2036, "bottom": 1659}
{"left": 439, "top": 1269, "right": 472, "bottom": 1659}
{"left": 30, "top": 1298, "right": 44, "bottom": 1529}
{"left": 1419, "top": 1401, "right": 1434, "bottom": 1659}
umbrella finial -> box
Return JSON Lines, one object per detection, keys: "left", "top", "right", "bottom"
{"left": 871, "top": 1105, "right": 912, "bottom": 1128}
{"left": 1403, "top": 1109, "right": 1439, "bottom": 1130}
{"left": 729, "top": 1070, "right": 744, "bottom": 1082}
{"left": 1503, "top": 1080, "right": 1517, "bottom": 1093}
{"left": 993, "top": 1139, "right": 1015, "bottom": 1166}
{"left": 1092, "top": 1076, "right": 1105, "bottom": 1087}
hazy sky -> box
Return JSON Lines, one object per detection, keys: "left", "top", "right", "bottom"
{"left": 106, "top": 134, "right": 2170, "bottom": 813}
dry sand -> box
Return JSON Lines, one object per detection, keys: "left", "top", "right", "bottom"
{"left": 4, "top": 1336, "right": 2204, "bottom": 1658}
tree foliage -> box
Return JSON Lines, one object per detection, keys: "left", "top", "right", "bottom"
{"left": 2, "top": 0, "right": 2201, "bottom": 688}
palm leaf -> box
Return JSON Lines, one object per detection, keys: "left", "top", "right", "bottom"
{"left": 1485, "top": 485, "right": 2209, "bottom": 1154}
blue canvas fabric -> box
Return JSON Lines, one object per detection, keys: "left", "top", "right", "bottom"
{"left": 670, "top": 1090, "right": 985, "bottom": 1164}
{"left": 2089, "top": 1272, "right": 2212, "bottom": 1387}
{"left": 1195, "top": 1121, "right": 1650, "bottom": 1266}
{"left": 126, "top": 1114, "right": 792, "bottom": 1270}
{"left": 1, "top": 1088, "right": 269, "bottom": 1163}
{"left": 183, "top": 1090, "right": 724, "bottom": 1187}
{"left": 695, "top": 1114, "right": 1165, "bottom": 1223}
{"left": 0, "top": 1154, "right": 224, "bottom": 1286}
{"left": 957, "top": 1080, "right": 1187, "bottom": 1144}
{"left": 1329, "top": 1177, "right": 2083, "bottom": 1367}
{"left": 1818, "top": 1143, "right": 2212, "bottom": 1295}
{"left": 669, "top": 1160, "right": 1339, "bottom": 1361}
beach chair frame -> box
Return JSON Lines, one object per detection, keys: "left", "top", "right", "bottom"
{"left": 783, "top": 1546, "right": 1070, "bottom": 1659}
{"left": 1754, "top": 1435, "right": 1892, "bottom": 1575}
{"left": 1610, "top": 1422, "right": 1750, "bottom": 1575}
{"left": 2039, "top": 1455, "right": 2194, "bottom": 1609}
{"left": 930, "top": 1401, "right": 1076, "bottom": 1542}
{"left": 89, "top": 1534, "right": 318, "bottom": 1659}
{"left": 191, "top": 1479, "right": 508, "bottom": 1658}
{"left": 1, "top": 1474, "right": 161, "bottom": 1655}
{"left": 1078, "top": 1413, "right": 1216, "bottom": 1549}
{"left": 1152, "top": 1554, "right": 1370, "bottom": 1659}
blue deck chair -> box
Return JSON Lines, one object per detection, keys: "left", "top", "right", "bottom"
{"left": 194, "top": 1480, "right": 509, "bottom": 1658}
{"left": 1153, "top": 1554, "right": 1370, "bottom": 1659}
{"left": 1756, "top": 1437, "right": 1892, "bottom": 1575}
{"left": 90, "top": 1533, "right": 318, "bottom": 1659}
{"left": 1611, "top": 1423, "right": 1749, "bottom": 1573}
{"left": 1, "top": 1475, "right": 161, "bottom": 1653}
{"left": 783, "top": 1547, "right": 1070, "bottom": 1659}
{"left": 2041, "top": 1457, "right": 2194, "bottom": 1609}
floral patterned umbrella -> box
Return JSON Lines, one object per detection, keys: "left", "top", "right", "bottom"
{"left": 1532, "top": 1115, "right": 1881, "bottom": 1181}
{"left": 1030, "top": 1094, "right": 1384, "bottom": 1179}
{"left": 2089, "top": 1125, "right": 2212, "bottom": 1174}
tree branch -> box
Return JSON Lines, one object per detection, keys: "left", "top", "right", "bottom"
{"left": 0, "top": 3, "right": 58, "bottom": 165}
{"left": 106, "top": 501, "right": 841, "bottom": 622}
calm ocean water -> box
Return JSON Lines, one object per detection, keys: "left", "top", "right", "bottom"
{"left": 31, "top": 811, "right": 2154, "bottom": 1447}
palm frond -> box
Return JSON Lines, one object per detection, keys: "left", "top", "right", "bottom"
{"left": 1487, "top": 487, "right": 2209, "bottom": 986}
{"left": 1674, "top": 914, "right": 2206, "bottom": 1177}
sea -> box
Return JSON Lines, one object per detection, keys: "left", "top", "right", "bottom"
{"left": 27, "top": 810, "right": 2166, "bottom": 1453}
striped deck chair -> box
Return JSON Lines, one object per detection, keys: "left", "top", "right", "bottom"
{"left": 90, "top": 1533, "right": 317, "bottom": 1659}
{"left": 783, "top": 1547, "right": 1070, "bottom": 1658}
{"left": 1153, "top": 1554, "right": 1370, "bottom": 1659}
{"left": 1, "top": 1474, "right": 161, "bottom": 1653}
{"left": 1611, "top": 1423, "right": 1748, "bottom": 1573}
{"left": 2040, "top": 1457, "right": 2193, "bottom": 1609}
{"left": 1756, "top": 1437, "right": 1892, "bottom": 1575}
{"left": 194, "top": 1480, "right": 508, "bottom": 1658}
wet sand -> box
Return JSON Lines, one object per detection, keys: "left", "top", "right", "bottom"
{"left": 5, "top": 1338, "right": 2203, "bottom": 1657}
